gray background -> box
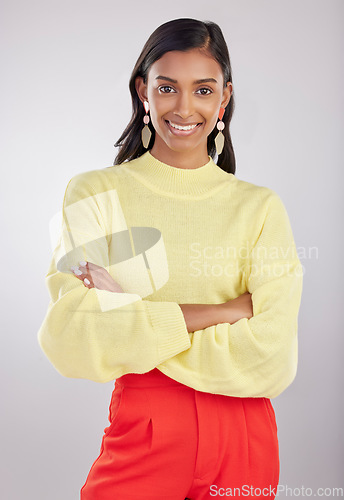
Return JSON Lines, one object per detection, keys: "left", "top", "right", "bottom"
{"left": 1, "top": 0, "right": 343, "bottom": 498}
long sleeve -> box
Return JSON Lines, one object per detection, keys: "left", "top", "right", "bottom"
{"left": 37, "top": 174, "right": 191, "bottom": 382}
{"left": 156, "top": 192, "right": 303, "bottom": 398}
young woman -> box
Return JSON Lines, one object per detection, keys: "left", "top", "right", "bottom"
{"left": 38, "top": 18, "right": 303, "bottom": 500}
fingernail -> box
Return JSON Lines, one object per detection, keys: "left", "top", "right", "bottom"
{"left": 79, "top": 261, "right": 87, "bottom": 267}
{"left": 74, "top": 269, "right": 82, "bottom": 276}
{"left": 71, "top": 265, "right": 79, "bottom": 271}
{"left": 84, "top": 278, "right": 90, "bottom": 285}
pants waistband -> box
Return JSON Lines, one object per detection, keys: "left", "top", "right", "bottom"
{"left": 115, "top": 368, "right": 189, "bottom": 388}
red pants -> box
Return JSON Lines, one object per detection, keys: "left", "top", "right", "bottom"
{"left": 80, "top": 368, "right": 279, "bottom": 499}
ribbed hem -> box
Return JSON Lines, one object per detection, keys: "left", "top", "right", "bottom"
{"left": 144, "top": 300, "right": 191, "bottom": 362}
{"left": 120, "top": 151, "right": 233, "bottom": 198}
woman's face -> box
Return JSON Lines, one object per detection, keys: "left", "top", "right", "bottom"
{"left": 135, "top": 48, "right": 232, "bottom": 158}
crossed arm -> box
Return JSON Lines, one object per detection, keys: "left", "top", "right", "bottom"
{"left": 71, "top": 260, "right": 253, "bottom": 332}
{"left": 40, "top": 176, "right": 302, "bottom": 397}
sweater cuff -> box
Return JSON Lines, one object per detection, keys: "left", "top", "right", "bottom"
{"left": 145, "top": 301, "right": 191, "bottom": 362}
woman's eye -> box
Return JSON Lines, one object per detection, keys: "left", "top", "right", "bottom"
{"left": 197, "top": 88, "right": 212, "bottom": 95}
{"left": 159, "top": 86, "right": 175, "bottom": 93}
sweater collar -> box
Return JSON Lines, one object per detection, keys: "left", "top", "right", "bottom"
{"left": 119, "top": 150, "right": 234, "bottom": 198}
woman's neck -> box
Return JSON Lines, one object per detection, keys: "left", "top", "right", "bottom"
{"left": 149, "top": 143, "right": 210, "bottom": 170}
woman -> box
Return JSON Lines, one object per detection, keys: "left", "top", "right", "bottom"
{"left": 38, "top": 18, "right": 303, "bottom": 500}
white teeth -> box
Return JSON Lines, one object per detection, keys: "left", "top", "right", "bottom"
{"left": 168, "top": 121, "right": 198, "bottom": 131}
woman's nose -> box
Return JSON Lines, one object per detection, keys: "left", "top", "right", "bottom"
{"left": 173, "top": 92, "right": 195, "bottom": 119}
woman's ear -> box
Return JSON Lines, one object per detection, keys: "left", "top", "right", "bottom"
{"left": 135, "top": 76, "right": 148, "bottom": 104}
{"left": 221, "top": 81, "right": 233, "bottom": 108}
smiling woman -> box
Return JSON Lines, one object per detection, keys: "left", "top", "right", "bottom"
{"left": 134, "top": 49, "right": 232, "bottom": 168}
{"left": 114, "top": 18, "right": 236, "bottom": 172}
{"left": 38, "top": 17, "right": 303, "bottom": 500}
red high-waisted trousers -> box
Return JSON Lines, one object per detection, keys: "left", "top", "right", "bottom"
{"left": 80, "top": 368, "right": 279, "bottom": 500}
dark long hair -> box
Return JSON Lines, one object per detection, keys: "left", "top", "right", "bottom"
{"left": 113, "top": 18, "right": 236, "bottom": 174}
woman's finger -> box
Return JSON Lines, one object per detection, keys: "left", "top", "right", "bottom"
{"left": 71, "top": 261, "right": 124, "bottom": 292}
{"left": 79, "top": 261, "right": 97, "bottom": 288}
{"left": 71, "top": 262, "right": 94, "bottom": 288}
{"left": 83, "top": 277, "right": 92, "bottom": 288}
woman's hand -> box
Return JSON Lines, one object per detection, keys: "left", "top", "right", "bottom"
{"left": 71, "top": 261, "right": 124, "bottom": 293}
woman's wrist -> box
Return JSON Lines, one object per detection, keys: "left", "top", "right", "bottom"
{"left": 217, "top": 300, "right": 241, "bottom": 324}
{"left": 219, "top": 292, "right": 253, "bottom": 324}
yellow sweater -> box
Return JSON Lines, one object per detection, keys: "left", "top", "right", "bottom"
{"left": 37, "top": 151, "right": 303, "bottom": 398}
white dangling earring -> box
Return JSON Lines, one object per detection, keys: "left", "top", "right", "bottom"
{"left": 214, "top": 107, "right": 225, "bottom": 155}
{"left": 141, "top": 100, "right": 152, "bottom": 148}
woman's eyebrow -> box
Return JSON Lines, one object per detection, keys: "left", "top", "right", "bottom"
{"left": 155, "top": 75, "right": 218, "bottom": 84}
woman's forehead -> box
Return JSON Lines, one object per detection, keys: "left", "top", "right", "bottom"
{"left": 147, "top": 50, "right": 223, "bottom": 83}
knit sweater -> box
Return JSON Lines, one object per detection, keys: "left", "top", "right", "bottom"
{"left": 37, "top": 150, "right": 303, "bottom": 398}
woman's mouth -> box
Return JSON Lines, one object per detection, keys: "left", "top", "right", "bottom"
{"left": 165, "top": 120, "right": 202, "bottom": 136}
